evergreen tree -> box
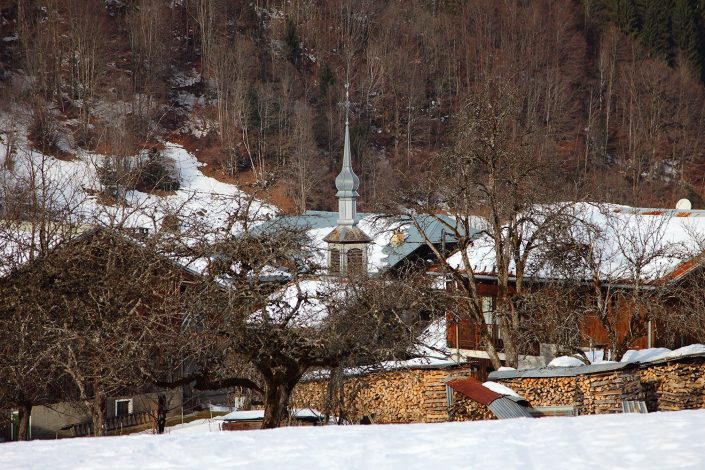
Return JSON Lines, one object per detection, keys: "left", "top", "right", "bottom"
{"left": 318, "top": 62, "right": 335, "bottom": 96}
{"left": 640, "top": 0, "right": 674, "bottom": 64}
{"left": 284, "top": 18, "right": 302, "bottom": 66}
{"left": 613, "top": 0, "right": 641, "bottom": 34}
{"left": 672, "top": 0, "right": 704, "bottom": 78}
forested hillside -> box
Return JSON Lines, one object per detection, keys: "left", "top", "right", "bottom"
{"left": 2, "top": 0, "right": 705, "bottom": 212}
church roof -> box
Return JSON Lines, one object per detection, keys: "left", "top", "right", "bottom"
{"left": 251, "top": 210, "right": 469, "bottom": 273}
{"left": 323, "top": 225, "right": 372, "bottom": 244}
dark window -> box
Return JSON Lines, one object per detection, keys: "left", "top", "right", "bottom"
{"left": 330, "top": 248, "right": 340, "bottom": 274}
{"left": 347, "top": 248, "right": 364, "bottom": 275}
{"left": 115, "top": 399, "right": 131, "bottom": 417}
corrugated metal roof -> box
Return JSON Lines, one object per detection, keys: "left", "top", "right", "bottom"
{"left": 448, "top": 376, "right": 534, "bottom": 419}
{"left": 447, "top": 376, "right": 502, "bottom": 405}
{"left": 488, "top": 361, "right": 637, "bottom": 380}
{"left": 487, "top": 398, "right": 535, "bottom": 419}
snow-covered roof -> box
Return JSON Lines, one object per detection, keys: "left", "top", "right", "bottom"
{"left": 448, "top": 202, "right": 705, "bottom": 284}
{"left": 492, "top": 344, "right": 705, "bottom": 379}
{"left": 222, "top": 408, "right": 323, "bottom": 421}
{"left": 252, "top": 210, "right": 467, "bottom": 273}
{"left": 250, "top": 279, "right": 339, "bottom": 328}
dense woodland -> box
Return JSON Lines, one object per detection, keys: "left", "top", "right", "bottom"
{"left": 2, "top": 1, "right": 705, "bottom": 211}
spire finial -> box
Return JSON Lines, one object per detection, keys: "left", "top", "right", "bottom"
{"left": 344, "top": 82, "right": 350, "bottom": 126}
{"left": 335, "top": 82, "right": 359, "bottom": 226}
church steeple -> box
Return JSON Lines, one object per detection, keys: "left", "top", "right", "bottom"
{"left": 335, "top": 83, "right": 360, "bottom": 226}
{"left": 324, "top": 83, "right": 371, "bottom": 277}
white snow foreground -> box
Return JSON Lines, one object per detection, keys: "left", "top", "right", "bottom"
{"left": 3, "top": 410, "right": 705, "bottom": 470}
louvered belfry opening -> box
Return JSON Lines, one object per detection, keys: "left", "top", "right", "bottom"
{"left": 330, "top": 248, "right": 341, "bottom": 274}
{"left": 347, "top": 248, "right": 363, "bottom": 276}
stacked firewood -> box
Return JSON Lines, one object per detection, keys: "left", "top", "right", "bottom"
{"left": 291, "top": 367, "right": 464, "bottom": 424}
{"left": 497, "top": 377, "right": 578, "bottom": 408}
{"left": 450, "top": 394, "right": 496, "bottom": 421}
{"left": 639, "top": 362, "right": 705, "bottom": 411}
{"left": 576, "top": 371, "right": 642, "bottom": 414}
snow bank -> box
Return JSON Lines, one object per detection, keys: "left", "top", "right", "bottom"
{"left": 4, "top": 410, "right": 705, "bottom": 469}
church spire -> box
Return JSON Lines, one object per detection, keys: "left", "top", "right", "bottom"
{"left": 324, "top": 83, "right": 371, "bottom": 277}
{"left": 335, "top": 83, "right": 360, "bottom": 226}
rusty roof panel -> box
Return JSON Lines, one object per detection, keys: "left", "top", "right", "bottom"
{"left": 447, "top": 376, "right": 502, "bottom": 405}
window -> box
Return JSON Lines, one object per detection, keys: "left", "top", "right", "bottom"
{"left": 347, "top": 248, "right": 364, "bottom": 276}
{"left": 481, "top": 296, "right": 494, "bottom": 329}
{"left": 115, "top": 399, "right": 133, "bottom": 417}
{"left": 481, "top": 296, "right": 502, "bottom": 339}
{"left": 330, "top": 248, "right": 340, "bottom": 275}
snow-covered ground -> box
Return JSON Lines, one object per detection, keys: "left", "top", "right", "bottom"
{"left": 3, "top": 410, "right": 705, "bottom": 469}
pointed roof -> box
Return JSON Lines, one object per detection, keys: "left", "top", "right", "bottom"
{"left": 334, "top": 83, "right": 360, "bottom": 200}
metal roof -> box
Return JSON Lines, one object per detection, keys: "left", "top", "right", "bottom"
{"left": 640, "top": 351, "right": 705, "bottom": 367}
{"left": 447, "top": 376, "right": 533, "bottom": 419}
{"left": 488, "top": 361, "right": 638, "bottom": 380}
{"left": 447, "top": 376, "right": 502, "bottom": 405}
{"left": 487, "top": 397, "right": 535, "bottom": 419}
{"left": 251, "top": 210, "right": 469, "bottom": 270}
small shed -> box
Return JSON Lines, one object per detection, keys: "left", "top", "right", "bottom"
{"left": 221, "top": 408, "right": 324, "bottom": 431}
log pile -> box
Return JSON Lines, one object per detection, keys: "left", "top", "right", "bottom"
{"left": 291, "top": 367, "right": 467, "bottom": 424}
{"left": 494, "top": 369, "right": 641, "bottom": 415}
{"left": 498, "top": 377, "right": 578, "bottom": 408}
{"left": 639, "top": 361, "right": 705, "bottom": 411}
{"left": 292, "top": 357, "right": 705, "bottom": 425}
{"left": 449, "top": 394, "right": 496, "bottom": 421}
{"left": 577, "top": 371, "right": 641, "bottom": 414}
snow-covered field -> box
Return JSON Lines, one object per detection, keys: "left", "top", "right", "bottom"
{"left": 3, "top": 410, "right": 705, "bottom": 470}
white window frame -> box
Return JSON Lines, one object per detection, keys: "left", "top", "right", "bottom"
{"left": 115, "top": 398, "right": 133, "bottom": 416}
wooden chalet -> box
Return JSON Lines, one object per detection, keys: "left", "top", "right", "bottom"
{"left": 440, "top": 202, "right": 705, "bottom": 372}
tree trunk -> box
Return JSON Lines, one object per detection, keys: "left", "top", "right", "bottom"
{"left": 91, "top": 391, "right": 106, "bottom": 437}
{"left": 261, "top": 380, "right": 295, "bottom": 429}
{"left": 155, "top": 393, "right": 168, "bottom": 434}
{"left": 17, "top": 403, "right": 32, "bottom": 441}
{"left": 483, "top": 336, "right": 503, "bottom": 370}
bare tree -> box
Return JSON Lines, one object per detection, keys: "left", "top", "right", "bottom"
{"left": 393, "top": 82, "right": 577, "bottom": 369}
{"left": 175, "top": 223, "right": 439, "bottom": 429}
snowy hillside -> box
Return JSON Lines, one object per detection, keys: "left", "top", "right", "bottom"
{"left": 0, "top": 108, "right": 276, "bottom": 249}
{"left": 3, "top": 410, "right": 704, "bottom": 469}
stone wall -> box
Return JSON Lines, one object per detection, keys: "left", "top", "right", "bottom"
{"left": 292, "top": 367, "right": 468, "bottom": 424}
